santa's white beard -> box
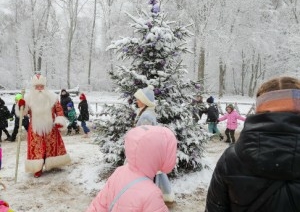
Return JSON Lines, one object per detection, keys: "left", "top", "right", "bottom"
{"left": 27, "top": 89, "right": 56, "bottom": 136}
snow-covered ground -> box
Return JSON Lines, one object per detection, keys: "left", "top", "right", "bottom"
{"left": 0, "top": 92, "right": 253, "bottom": 211}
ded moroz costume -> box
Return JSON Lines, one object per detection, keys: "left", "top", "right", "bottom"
{"left": 16, "top": 73, "right": 71, "bottom": 178}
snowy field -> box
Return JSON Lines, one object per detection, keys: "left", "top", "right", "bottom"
{"left": 0, "top": 92, "right": 254, "bottom": 211}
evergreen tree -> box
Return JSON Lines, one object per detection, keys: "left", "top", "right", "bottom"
{"left": 95, "top": 0, "right": 209, "bottom": 174}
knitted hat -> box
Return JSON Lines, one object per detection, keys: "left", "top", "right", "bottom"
{"left": 61, "top": 89, "right": 67, "bottom": 95}
{"left": 206, "top": 96, "right": 214, "bottom": 103}
{"left": 256, "top": 89, "right": 300, "bottom": 113}
{"left": 67, "top": 102, "right": 73, "bottom": 108}
{"left": 31, "top": 74, "right": 46, "bottom": 86}
{"left": 79, "top": 93, "right": 86, "bottom": 100}
{"left": 15, "top": 93, "right": 23, "bottom": 101}
{"left": 134, "top": 85, "right": 155, "bottom": 107}
{"left": 226, "top": 104, "right": 234, "bottom": 110}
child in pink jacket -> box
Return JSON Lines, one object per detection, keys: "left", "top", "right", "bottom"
{"left": 218, "top": 104, "right": 246, "bottom": 143}
{"left": 86, "top": 125, "right": 177, "bottom": 212}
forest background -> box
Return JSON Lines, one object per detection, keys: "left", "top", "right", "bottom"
{"left": 0, "top": 0, "right": 299, "bottom": 95}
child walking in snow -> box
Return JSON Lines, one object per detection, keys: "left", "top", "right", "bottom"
{"left": 66, "top": 102, "right": 80, "bottom": 135}
{"left": 205, "top": 96, "right": 224, "bottom": 140}
{"left": 218, "top": 104, "right": 246, "bottom": 143}
{"left": 86, "top": 125, "right": 177, "bottom": 212}
{"left": 78, "top": 93, "right": 90, "bottom": 138}
{"left": 0, "top": 98, "right": 12, "bottom": 142}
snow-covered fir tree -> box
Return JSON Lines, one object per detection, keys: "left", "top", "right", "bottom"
{"left": 95, "top": 0, "right": 209, "bottom": 174}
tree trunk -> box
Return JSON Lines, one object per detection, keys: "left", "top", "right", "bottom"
{"left": 66, "top": 0, "right": 79, "bottom": 89}
{"left": 241, "top": 50, "right": 247, "bottom": 96}
{"left": 30, "top": 0, "right": 37, "bottom": 74}
{"left": 248, "top": 53, "right": 265, "bottom": 97}
{"left": 192, "top": 32, "right": 197, "bottom": 76}
{"left": 37, "top": 0, "right": 51, "bottom": 72}
{"left": 219, "top": 58, "right": 226, "bottom": 97}
{"left": 87, "top": 0, "right": 97, "bottom": 86}
{"left": 14, "top": 0, "right": 22, "bottom": 89}
{"left": 198, "top": 46, "right": 205, "bottom": 82}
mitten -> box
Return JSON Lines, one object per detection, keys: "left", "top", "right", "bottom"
{"left": 55, "top": 124, "right": 63, "bottom": 130}
{"left": 18, "top": 99, "right": 25, "bottom": 107}
{"left": 9, "top": 117, "right": 14, "bottom": 121}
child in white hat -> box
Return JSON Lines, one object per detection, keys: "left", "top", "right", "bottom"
{"left": 133, "top": 85, "right": 157, "bottom": 126}
{"left": 133, "top": 85, "right": 175, "bottom": 203}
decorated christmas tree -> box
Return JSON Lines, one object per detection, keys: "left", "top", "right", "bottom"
{"left": 95, "top": 0, "right": 208, "bottom": 174}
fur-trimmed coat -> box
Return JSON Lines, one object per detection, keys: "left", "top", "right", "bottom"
{"left": 18, "top": 90, "right": 71, "bottom": 173}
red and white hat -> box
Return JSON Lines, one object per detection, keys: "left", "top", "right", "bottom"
{"left": 31, "top": 74, "right": 47, "bottom": 86}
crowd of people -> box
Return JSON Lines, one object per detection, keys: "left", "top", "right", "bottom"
{"left": 191, "top": 93, "right": 245, "bottom": 144}
{"left": 1, "top": 75, "right": 300, "bottom": 211}
{"left": 87, "top": 76, "right": 300, "bottom": 211}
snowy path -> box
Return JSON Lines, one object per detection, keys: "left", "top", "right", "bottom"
{"left": 169, "top": 133, "right": 229, "bottom": 211}
{"left": 1, "top": 133, "right": 101, "bottom": 212}
{"left": 0, "top": 129, "right": 231, "bottom": 212}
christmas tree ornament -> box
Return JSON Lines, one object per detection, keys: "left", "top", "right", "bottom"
{"left": 152, "top": 3, "right": 160, "bottom": 14}
{"left": 154, "top": 88, "right": 161, "bottom": 95}
{"left": 128, "top": 98, "right": 133, "bottom": 105}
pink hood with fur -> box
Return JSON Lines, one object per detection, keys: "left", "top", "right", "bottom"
{"left": 86, "top": 125, "right": 177, "bottom": 212}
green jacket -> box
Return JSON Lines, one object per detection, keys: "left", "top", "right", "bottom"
{"left": 67, "top": 108, "right": 77, "bottom": 125}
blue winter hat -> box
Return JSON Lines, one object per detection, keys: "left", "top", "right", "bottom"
{"left": 67, "top": 102, "right": 73, "bottom": 108}
{"left": 134, "top": 85, "right": 155, "bottom": 107}
{"left": 206, "top": 96, "right": 214, "bottom": 103}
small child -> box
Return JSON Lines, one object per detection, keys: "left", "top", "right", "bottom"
{"left": 218, "top": 104, "right": 246, "bottom": 143}
{"left": 205, "top": 96, "right": 224, "bottom": 140}
{"left": 86, "top": 125, "right": 177, "bottom": 212}
{"left": 0, "top": 98, "right": 12, "bottom": 142}
{"left": 66, "top": 102, "right": 80, "bottom": 135}
{"left": 78, "top": 93, "right": 90, "bottom": 138}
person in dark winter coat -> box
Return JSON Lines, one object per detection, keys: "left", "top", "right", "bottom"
{"left": 60, "top": 89, "right": 73, "bottom": 118}
{"left": 78, "top": 93, "right": 90, "bottom": 138}
{"left": 205, "top": 76, "right": 300, "bottom": 212}
{"left": 0, "top": 98, "right": 12, "bottom": 141}
{"left": 66, "top": 102, "right": 80, "bottom": 135}
{"left": 7, "top": 93, "right": 29, "bottom": 142}
{"left": 205, "top": 96, "right": 223, "bottom": 140}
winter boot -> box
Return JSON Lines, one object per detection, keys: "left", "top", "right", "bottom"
{"left": 66, "top": 130, "right": 72, "bottom": 136}
{"left": 75, "top": 126, "right": 80, "bottom": 134}
{"left": 7, "top": 137, "right": 15, "bottom": 142}
{"left": 4, "top": 136, "right": 11, "bottom": 141}
{"left": 219, "top": 134, "right": 224, "bottom": 141}
{"left": 34, "top": 169, "right": 43, "bottom": 178}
